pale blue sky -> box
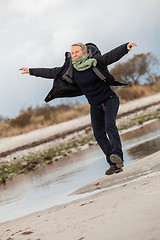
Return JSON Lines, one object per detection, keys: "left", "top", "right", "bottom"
{"left": 0, "top": 0, "right": 160, "bottom": 118}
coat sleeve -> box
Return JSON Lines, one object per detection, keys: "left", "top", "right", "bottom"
{"left": 29, "top": 67, "right": 62, "bottom": 79}
{"left": 100, "top": 43, "right": 129, "bottom": 66}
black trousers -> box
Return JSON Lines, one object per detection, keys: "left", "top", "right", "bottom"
{"left": 90, "top": 96, "right": 123, "bottom": 166}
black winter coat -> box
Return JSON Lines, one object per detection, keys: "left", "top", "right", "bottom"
{"left": 29, "top": 43, "right": 129, "bottom": 102}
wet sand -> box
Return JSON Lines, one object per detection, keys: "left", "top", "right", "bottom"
{"left": 1, "top": 150, "right": 160, "bottom": 240}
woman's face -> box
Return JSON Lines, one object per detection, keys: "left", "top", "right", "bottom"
{"left": 71, "top": 46, "right": 87, "bottom": 59}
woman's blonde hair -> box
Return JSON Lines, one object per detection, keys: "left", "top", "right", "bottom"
{"left": 71, "top": 43, "right": 87, "bottom": 53}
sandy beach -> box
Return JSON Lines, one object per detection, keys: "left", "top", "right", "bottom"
{"left": 0, "top": 150, "right": 160, "bottom": 240}
{"left": 0, "top": 93, "right": 160, "bottom": 240}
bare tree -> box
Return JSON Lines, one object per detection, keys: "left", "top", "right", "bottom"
{"left": 110, "top": 52, "right": 159, "bottom": 86}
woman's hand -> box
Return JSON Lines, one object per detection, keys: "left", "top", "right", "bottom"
{"left": 127, "top": 42, "right": 137, "bottom": 51}
{"left": 19, "top": 67, "right": 29, "bottom": 74}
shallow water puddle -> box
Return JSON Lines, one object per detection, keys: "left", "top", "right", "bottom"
{"left": 121, "top": 119, "right": 160, "bottom": 165}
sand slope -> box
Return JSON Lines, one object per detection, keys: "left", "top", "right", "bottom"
{"left": 0, "top": 150, "right": 160, "bottom": 240}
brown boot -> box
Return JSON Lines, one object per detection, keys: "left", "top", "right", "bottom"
{"left": 105, "top": 165, "right": 123, "bottom": 175}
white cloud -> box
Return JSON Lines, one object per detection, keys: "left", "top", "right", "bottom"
{"left": 8, "top": 0, "right": 66, "bottom": 19}
{"left": 51, "top": 27, "right": 92, "bottom": 61}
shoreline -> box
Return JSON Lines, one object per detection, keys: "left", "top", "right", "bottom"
{"left": 1, "top": 150, "right": 160, "bottom": 240}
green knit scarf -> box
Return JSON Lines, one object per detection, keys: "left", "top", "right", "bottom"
{"left": 72, "top": 54, "right": 97, "bottom": 71}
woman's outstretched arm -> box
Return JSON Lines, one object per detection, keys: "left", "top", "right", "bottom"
{"left": 19, "top": 67, "right": 62, "bottom": 79}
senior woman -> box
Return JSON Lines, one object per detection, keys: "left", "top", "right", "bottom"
{"left": 19, "top": 41, "right": 137, "bottom": 175}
